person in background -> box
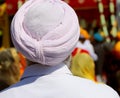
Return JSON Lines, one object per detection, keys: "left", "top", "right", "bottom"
{"left": 0, "top": 0, "right": 119, "bottom": 98}
{"left": 77, "top": 27, "right": 98, "bottom": 61}
{"left": 93, "top": 31, "right": 114, "bottom": 83}
{"left": 0, "top": 48, "right": 21, "bottom": 91}
{"left": 104, "top": 41, "right": 120, "bottom": 95}
{"left": 70, "top": 48, "right": 96, "bottom": 82}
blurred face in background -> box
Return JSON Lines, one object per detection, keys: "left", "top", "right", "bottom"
{"left": 0, "top": 48, "right": 21, "bottom": 91}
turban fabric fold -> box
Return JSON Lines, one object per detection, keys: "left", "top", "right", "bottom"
{"left": 11, "top": 0, "right": 80, "bottom": 66}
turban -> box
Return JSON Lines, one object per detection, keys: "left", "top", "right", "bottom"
{"left": 93, "top": 32, "right": 104, "bottom": 42}
{"left": 114, "top": 41, "right": 120, "bottom": 53}
{"left": 70, "top": 48, "right": 95, "bottom": 81}
{"left": 11, "top": 0, "right": 80, "bottom": 66}
{"left": 80, "top": 28, "right": 90, "bottom": 39}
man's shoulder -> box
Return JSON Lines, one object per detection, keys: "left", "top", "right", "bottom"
{"left": 67, "top": 76, "right": 120, "bottom": 98}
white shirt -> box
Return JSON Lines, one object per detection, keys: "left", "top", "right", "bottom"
{"left": 0, "top": 63, "right": 119, "bottom": 98}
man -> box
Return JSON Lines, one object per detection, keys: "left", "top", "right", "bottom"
{"left": 0, "top": 0, "right": 119, "bottom": 98}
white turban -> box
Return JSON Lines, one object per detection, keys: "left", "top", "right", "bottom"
{"left": 11, "top": 0, "right": 80, "bottom": 66}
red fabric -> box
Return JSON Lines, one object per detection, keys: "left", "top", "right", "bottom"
{"left": 18, "top": 52, "right": 26, "bottom": 76}
{"left": 80, "top": 49, "right": 89, "bottom": 54}
{"left": 63, "top": 0, "right": 116, "bottom": 9}
{"left": 63, "top": 0, "right": 116, "bottom": 25}
{"left": 5, "top": 0, "right": 25, "bottom": 15}
{"left": 72, "top": 48, "right": 89, "bottom": 57}
{"left": 6, "top": 0, "right": 116, "bottom": 16}
{"left": 5, "top": 0, "right": 116, "bottom": 24}
{"left": 72, "top": 48, "right": 78, "bottom": 57}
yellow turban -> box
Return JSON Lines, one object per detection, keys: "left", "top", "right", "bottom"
{"left": 70, "top": 48, "right": 95, "bottom": 81}
{"left": 114, "top": 41, "right": 120, "bottom": 53}
{"left": 80, "top": 28, "right": 90, "bottom": 39}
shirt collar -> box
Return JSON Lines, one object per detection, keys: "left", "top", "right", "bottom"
{"left": 21, "top": 63, "right": 72, "bottom": 80}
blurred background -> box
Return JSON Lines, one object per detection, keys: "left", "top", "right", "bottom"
{"left": 0, "top": 0, "right": 120, "bottom": 95}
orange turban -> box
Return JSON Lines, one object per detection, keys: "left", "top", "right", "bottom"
{"left": 80, "top": 28, "right": 90, "bottom": 39}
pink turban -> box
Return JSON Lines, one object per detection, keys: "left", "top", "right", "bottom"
{"left": 11, "top": 0, "right": 80, "bottom": 66}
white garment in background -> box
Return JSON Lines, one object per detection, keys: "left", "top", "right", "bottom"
{"left": 77, "top": 40, "right": 98, "bottom": 61}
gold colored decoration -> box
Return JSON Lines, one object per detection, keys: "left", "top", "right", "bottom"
{"left": 0, "top": 3, "right": 10, "bottom": 48}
